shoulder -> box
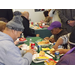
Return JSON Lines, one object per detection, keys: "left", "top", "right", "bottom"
{"left": 57, "top": 53, "right": 75, "bottom": 65}
{"left": 56, "top": 55, "right": 70, "bottom": 65}
{"left": 60, "top": 29, "right": 68, "bottom": 35}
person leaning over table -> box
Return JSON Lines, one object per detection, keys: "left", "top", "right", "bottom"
{"left": 42, "top": 10, "right": 52, "bottom": 28}
{"left": 0, "top": 16, "right": 21, "bottom": 46}
{"left": 56, "top": 28, "right": 75, "bottom": 65}
{"left": 44, "top": 21, "right": 68, "bottom": 48}
{"left": 21, "top": 11, "right": 39, "bottom": 37}
{"left": 52, "top": 30, "right": 72, "bottom": 55}
{"left": 0, "top": 15, "right": 35, "bottom": 65}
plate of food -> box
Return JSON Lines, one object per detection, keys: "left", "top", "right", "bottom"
{"left": 32, "top": 51, "right": 52, "bottom": 63}
{"left": 21, "top": 44, "right": 38, "bottom": 51}
{"left": 32, "top": 26, "right": 42, "bottom": 30}
{"left": 37, "top": 40, "right": 51, "bottom": 46}
{"left": 47, "top": 48, "right": 64, "bottom": 57}
{"left": 17, "top": 38, "right": 27, "bottom": 43}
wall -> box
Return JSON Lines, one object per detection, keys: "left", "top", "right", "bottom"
{"left": 13, "top": 9, "right": 45, "bottom": 22}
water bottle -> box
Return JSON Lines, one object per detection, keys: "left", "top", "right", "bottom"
{"left": 22, "top": 33, "right": 24, "bottom": 38}
{"left": 29, "top": 39, "right": 32, "bottom": 49}
{"left": 38, "top": 45, "right": 41, "bottom": 53}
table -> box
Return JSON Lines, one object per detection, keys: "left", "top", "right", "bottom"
{"left": 24, "top": 37, "right": 53, "bottom": 65}
{"left": 18, "top": 37, "right": 61, "bottom": 65}
{"left": 31, "top": 28, "right": 52, "bottom": 39}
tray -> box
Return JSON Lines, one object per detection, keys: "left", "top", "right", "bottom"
{"left": 32, "top": 53, "right": 52, "bottom": 63}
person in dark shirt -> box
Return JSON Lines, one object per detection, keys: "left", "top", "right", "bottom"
{"left": 47, "top": 21, "right": 68, "bottom": 42}
{"left": 0, "top": 9, "right": 13, "bottom": 21}
{"left": 47, "top": 21, "right": 68, "bottom": 48}
{"left": 57, "top": 9, "right": 75, "bottom": 33}
{"left": 21, "top": 11, "right": 39, "bottom": 37}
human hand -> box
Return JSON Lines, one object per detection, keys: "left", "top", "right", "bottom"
{"left": 52, "top": 45, "right": 58, "bottom": 50}
{"left": 42, "top": 25, "right": 49, "bottom": 28}
{"left": 14, "top": 40, "right": 19, "bottom": 45}
{"left": 18, "top": 45, "right": 23, "bottom": 48}
{"left": 36, "top": 34, "right": 39, "bottom": 37}
{"left": 44, "top": 37, "right": 50, "bottom": 40}
{"left": 68, "top": 20, "right": 75, "bottom": 27}
{"left": 26, "top": 49, "right": 37, "bottom": 55}
{"left": 49, "top": 38, "right": 55, "bottom": 43}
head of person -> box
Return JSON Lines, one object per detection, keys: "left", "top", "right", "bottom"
{"left": 3, "top": 16, "right": 24, "bottom": 41}
{"left": 21, "top": 11, "right": 29, "bottom": 20}
{"left": 68, "top": 26, "right": 75, "bottom": 48}
{"left": 47, "top": 21, "right": 62, "bottom": 35}
{"left": 13, "top": 11, "right": 22, "bottom": 16}
{"left": 0, "top": 17, "right": 8, "bottom": 23}
{"left": 0, "top": 21, "right": 6, "bottom": 32}
{"left": 43, "top": 10, "right": 49, "bottom": 17}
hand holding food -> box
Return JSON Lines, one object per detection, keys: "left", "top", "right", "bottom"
{"left": 49, "top": 37, "right": 55, "bottom": 43}
{"left": 44, "top": 37, "right": 50, "bottom": 40}
{"left": 50, "top": 48, "right": 55, "bottom": 55}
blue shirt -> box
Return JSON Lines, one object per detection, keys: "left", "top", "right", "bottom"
{"left": 0, "top": 32, "right": 32, "bottom": 65}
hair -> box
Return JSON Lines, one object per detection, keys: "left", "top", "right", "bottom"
{"left": 0, "top": 21, "right": 6, "bottom": 32}
{"left": 0, "top": 17, "right": 8, "bottom": 23}
{"left": 43, "top": 10, "right": 49, "bottom": 17}
{"left": 69, "top": 26, "right": 75, "bottom": 48}
{"left": 48, "top": 9, "right": 51, "bottom": 12}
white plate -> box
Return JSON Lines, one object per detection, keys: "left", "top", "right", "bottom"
{"left": 17, "top": 38, "right": 27, "bottom": 43}
{"left": 32, "top": 53, "right": 52, "bottom": 63}
{"left": 21, "top": 45, "right": 38, "bottom": 51}
{"left": 46, "top": 51, "right": 64, "bottom": 57}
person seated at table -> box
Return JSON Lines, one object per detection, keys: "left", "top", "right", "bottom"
{"left": 41, "top": 10, "right": 52, "bottom": 28}
{"left": 21, "top": 11, "right": 39, "bottom": 37}
{"left": 56, "top": 28, "right": 75, "bottom": 65}
{"left": 0, "top": 16, "right": 20, "bottom": 46}
{"left": 52, "top": 30, "right": 72, "bottom": 55}
{"left": 44, "top": 21, "right": 68, "bottom": 48}
{"left": 0, "top": 15, "right": 36, "bottom": 65}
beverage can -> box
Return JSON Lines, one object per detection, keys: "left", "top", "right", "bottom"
{"left": 38, "top": 45, "right": 41, "bottom": 53}
{"left": 55, "top": 51, "right": 60, "bottom": 61}
{"left": 31, "top": 22, "right": 33, "bottom": 25}
{"left": 31, "top": 43, "right": 35, "bottom": 49}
